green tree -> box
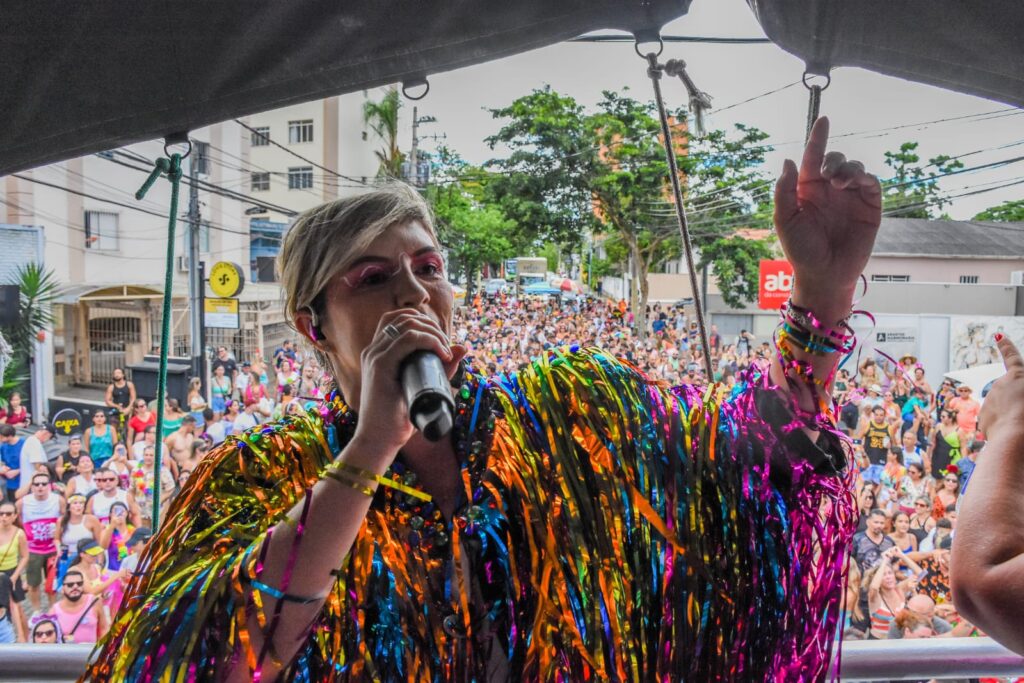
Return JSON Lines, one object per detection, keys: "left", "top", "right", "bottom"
{"left": 882, "top": 142, "right": 964, "bottom": 218}
{"left": 696, "top": 236, "right": 774, "bottom": 308}
{"left": 487, "top": 87, "right": 775, "bottom": 331}
{"left": 973, "top": 199, "right": 1024, "bottom": 222}
{"left": 363, "top": 87, "right": 405, "bottom": 178}
{"left": 427, "top": 149, "right": 516, "bottom": 299}
{"left": 485, "top": 88, "right": 599, "bottom": 252}
{"left": 0, "top": 263, "right": 62, "bottom": 406}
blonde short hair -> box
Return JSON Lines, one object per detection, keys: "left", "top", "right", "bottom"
{"left": 277, "top": 183, "right": 437, "bottom": 375}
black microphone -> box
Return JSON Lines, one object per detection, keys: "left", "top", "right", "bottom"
{"left": 400, "top": 350, "right": 454, "bottom": 442}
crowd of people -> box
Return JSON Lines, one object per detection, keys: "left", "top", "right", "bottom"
{"left": 0, "top": 290, "right": 994, "bottom": 651}
{"left": 0, "top": 338, "right": 332, "bottom": 645}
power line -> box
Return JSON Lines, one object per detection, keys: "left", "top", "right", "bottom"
{"left": 711, "top": 81, "right": 802, "bottom": 114}
{"left": 9, "top": 167, "right": 281, "bottom": 243}
{"left": 234, "top": 119, "right": 371, "bottom": 187}
{"left": 12, "top": 173, "right": 171, "bottom": 219}
{"left": 105, "top": 150, "right": 300, "bottom": 217}
{"left": 0, "top": 197, "right": 176, "bottom": 260}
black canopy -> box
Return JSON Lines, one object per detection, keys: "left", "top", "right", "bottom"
{"left": 3, "top": 1, "right": 1021, "bottom": 177}
{"left": 747, "top": 0, "right": 1024, "bottom": 109}
{"left": 0, "top": 1, "right": 690, "bottom": 176}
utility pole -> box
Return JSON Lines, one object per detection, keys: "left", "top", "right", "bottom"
{"left": 408, "top": 108, "right": 437, "bottom": 187}
{"left": 186, "top": 143, "right": 205, "bottom": 397}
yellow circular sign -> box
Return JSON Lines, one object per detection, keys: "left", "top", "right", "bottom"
{"left": 208, "top": 261, "right": 245, "bottom": 298}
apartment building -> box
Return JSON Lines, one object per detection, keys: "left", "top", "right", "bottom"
{"left": 1, "top": 92, "right": 382, "bottom": 415}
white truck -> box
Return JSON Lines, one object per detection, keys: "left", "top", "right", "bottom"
{"left": 515, "top": 257, "right": 548, "bottom": 290}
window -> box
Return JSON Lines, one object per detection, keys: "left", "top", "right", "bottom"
{"left": 288, "top": 167, "right": 314, "bottom": 190}
{"left": 251, "top": 126, "right": 270, "bottom": 146}
{"left": 84, "top": 211, "right": 118, "bottom": 250}
{"left": 193, "top": 141, "right": 210, "bottom": 175}
{"left": 959, "top": 275, "right": 979, "bottom": 284}
{"left": 288, "top": 120, "right": 314, "bottom": 144}
{"left": 870, "top": 274, "right": 910, "bottom": 283}
{"left": 251, "top": 172, "right": 270, "bottom": 191}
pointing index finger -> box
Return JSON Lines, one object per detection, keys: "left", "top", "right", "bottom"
{"left": 800, "top": 116, "right": 830, "bottom": 182}
{"left": 996, "top": 333, "right": 1023, "bottom": 371}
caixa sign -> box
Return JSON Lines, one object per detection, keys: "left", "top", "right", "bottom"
{"left": 758, "top": 260, "right": 794, "bottom": 310}
{"left": 51, "top": 408, "right": 83, "bottom": 436}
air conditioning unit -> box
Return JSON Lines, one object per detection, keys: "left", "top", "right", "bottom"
{"left": 1011, "top": 271, "right": 1024, "bottom": 286}
{"left": 177, "top": 255, "right": 190, "bottom": 272}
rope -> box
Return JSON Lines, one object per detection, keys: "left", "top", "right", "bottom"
{"left": 802, "top": 70, "right": 830, "bottom": 143}
{"left": 641, "top": 51, "right": 714, "bottom": 379}
{"left": 135, "top": 150, "right": 186, "bottom": 530}
{"left": 806, "top": 85, "right": 822, "bottom": 143}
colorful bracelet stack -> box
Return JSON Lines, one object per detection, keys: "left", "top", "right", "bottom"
{"left": 323, "top": 459, "right": 433, "bottom": 503}
{"left": 774, "top": 298, "right": 857, "bottom": 392}
{"left": 779, "top": 299, "right": 856, "bottom": 356}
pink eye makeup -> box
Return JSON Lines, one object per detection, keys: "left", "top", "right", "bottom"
{"left": 340, "top": 251, "right": 446, "bottom": 290}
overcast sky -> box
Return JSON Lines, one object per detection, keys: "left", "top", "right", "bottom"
{"left": 398, "top": 0, "right": 1022, "bottom": 220}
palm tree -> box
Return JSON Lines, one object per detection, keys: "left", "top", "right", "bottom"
{"left": 363, "top": 87, "right": 405, "bottom": 178}
{"left": 0, "top": 263, "right": 61, "bottom": 407}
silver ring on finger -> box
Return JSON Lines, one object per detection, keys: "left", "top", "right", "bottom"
{"left": 383, "top": 323, "right": 401, "bottom": 341}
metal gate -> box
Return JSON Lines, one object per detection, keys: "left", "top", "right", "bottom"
{"left": 81, "top": 301, "right": 151, "bottom": 387}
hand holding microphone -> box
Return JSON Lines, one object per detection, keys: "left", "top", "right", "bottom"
{"left": 351, "top": 310, "right": 466, "bottom": 460}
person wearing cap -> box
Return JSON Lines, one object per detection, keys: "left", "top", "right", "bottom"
{"left": 74, "top": 538, "right": 125, "bottom": 614}
{"left": 52, "top": 566, "right": 107, "bottom": 644}
{"left": 233, "top": 360, "right": 253, "bottom": 402}
{"left": 118, "top": 527, "right": 151, "bottom": 577}
{"left": 861, "top": 383, "right": 884, "bottom": 410}
{"left": 947, "top": 383, "right": 981, "bottom": 436}
{"left": 898, "top": 353, "right": 917, "bottom": 374}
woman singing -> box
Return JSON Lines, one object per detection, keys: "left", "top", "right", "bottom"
{"left": 87, "top": 119, "right": 880, "bottom": 682}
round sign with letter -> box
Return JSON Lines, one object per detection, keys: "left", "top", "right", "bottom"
{"left": 209, "top": 261, "right": 245, "bottom": 298}
{"left": 51, "top": 408, "right": 84, "bottom": 436}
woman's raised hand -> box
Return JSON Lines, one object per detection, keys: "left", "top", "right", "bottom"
{"left": 774, "top": 117, "right": 882, "bottom": 320}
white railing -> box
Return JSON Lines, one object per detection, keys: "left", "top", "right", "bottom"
{"left": 1, "top": 638, "right": 1023, "bottom": 681}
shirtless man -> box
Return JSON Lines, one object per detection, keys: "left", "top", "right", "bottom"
{"left": 163, "top": 415, "right": 196, "bottom": 472}
{"left": 176, "top": 440, "right": 210, "bottom": 479}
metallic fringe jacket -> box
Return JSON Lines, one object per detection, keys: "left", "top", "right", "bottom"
{"left": 84, "top": 348, "right": 856, "bottom": 682}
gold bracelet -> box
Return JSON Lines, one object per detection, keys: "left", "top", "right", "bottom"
{"left": 330, "top": 459, "right": 433, "bottom": 503}
{"left": 323, "top": 468, "right": 376, "bottom": 498}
